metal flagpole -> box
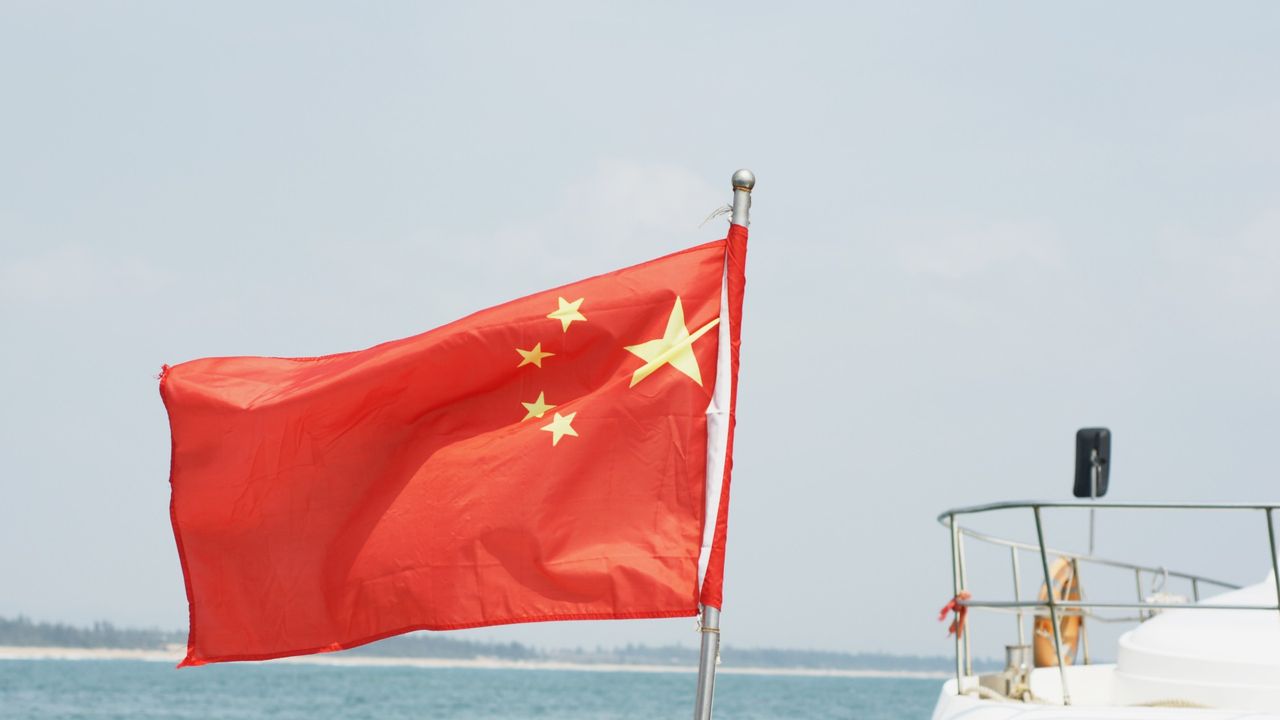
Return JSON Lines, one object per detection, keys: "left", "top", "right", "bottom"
{"left": 730, "top": 169, "right": 754, "bottom": 226}
{"left": 693, "top": 606, "right": 721, "bottom": 720}
{"left": 693, "top": 168, "right": 754, "bottom": 720}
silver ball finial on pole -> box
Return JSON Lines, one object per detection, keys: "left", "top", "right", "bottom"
{"left": 730, "top": 169, "right": 755, "bottom": 227}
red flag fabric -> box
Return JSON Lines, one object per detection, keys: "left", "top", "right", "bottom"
{"left": 161, "top": 225, "right": 747, "bottom": 666}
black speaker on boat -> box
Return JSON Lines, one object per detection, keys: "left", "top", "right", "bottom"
{"left": 1074, "top": 428, "right": 1111, "bottom": 498}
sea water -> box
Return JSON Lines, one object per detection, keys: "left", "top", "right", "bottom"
{"left": 0, "top": 659, "right": 940, "bottom": 719}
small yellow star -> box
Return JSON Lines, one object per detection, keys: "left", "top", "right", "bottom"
{"left": 547, "top": 297, "right": 586, "bottom": 332}
{"left": 541, "top": 411, "right": 578, "bottom": 446}
{"left": 624, "top": 297, "right": 719, "bottom": 388}
{"left": 516, "top": 342, "right": 555, "bottom": 368}
{"left": 520, "top": 392, "right": 556, "bottom": 421}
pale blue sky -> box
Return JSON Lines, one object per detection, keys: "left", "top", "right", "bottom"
{"left": 2, "top": 2, "right": 1279, "bottom": 659}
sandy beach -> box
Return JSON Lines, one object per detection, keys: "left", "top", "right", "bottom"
{"left": 0, "top": 645, "right": 947, "bottom": 680}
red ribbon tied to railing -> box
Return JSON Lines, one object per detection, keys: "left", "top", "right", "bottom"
{"left": 938, "top": 590, "right": 972, "bottom": 637}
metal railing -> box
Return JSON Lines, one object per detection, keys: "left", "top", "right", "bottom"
{"left": 938, "top": 501, "right": 1280, "bottom": 706}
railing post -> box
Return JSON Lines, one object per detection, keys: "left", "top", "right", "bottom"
{"left": 949, "top": 513, "right": 964, "bottom": 692}
{"left": 1033, "top": 506, "right": 1071, "bottom": 705}
{"left": 958, "top": 529, "right": 973, "bottom": 677}
{"left": 1266, "top": 509, "right": 1280, "bottom": 620}
{"left": 1072, "top": 558, "right": 1090, "bottom": 665}
{"left": 1134, "top": 569, "right": 1145, "bottom": 619}
{"left": 1011, "top": 547, "right": 1025, "bottom": 647}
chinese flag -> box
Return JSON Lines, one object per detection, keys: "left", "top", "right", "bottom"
{"left": 161, "top": 225, "right": 747, "bottom": 666}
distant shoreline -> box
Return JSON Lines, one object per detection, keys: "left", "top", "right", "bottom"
{"left": 0, "top": 646, "right": 948, "bottom": 680}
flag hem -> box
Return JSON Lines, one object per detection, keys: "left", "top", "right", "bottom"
{"left": 697, "top": 236, "right": 734, "bottom": 592}
{"left": 160, "top": 372, "right": 201, "bottom": 669}
{"left": 178, "top": 607, "right": 699, "bottom": 667}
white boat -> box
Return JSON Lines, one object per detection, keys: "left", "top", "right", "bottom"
{"left": 930, "top": 498, "right": 1280, "bottom": 719}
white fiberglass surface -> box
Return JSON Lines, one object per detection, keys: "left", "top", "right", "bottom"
{"left": 933, "top": 676, "right": 1280, "bottom": 720}
{"left": 1112, "top": 573, "right": 1280, "bottom": 711}
{"left": 1118, "top": 573, "right": 1280, "bottom": 674}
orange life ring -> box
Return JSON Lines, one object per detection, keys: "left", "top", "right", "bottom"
{"left": 1033, "top": 557, "right": 1083, "bottom": 667}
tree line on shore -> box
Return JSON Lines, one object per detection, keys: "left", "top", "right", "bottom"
{"left": 0, "top": 615, "right": 976, "bottom": 671}
{"left": 0, "top": 616, "right": 183, "bottom": 650}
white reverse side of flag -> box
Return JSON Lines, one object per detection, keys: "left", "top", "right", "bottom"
{"left": 698, "top": 252, "right": 733, "bottom": 599}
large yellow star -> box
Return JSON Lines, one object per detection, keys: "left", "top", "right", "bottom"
{"left": 520, "top": 392, "right": 556, "bottom": 421}
{"left": 624, "top": 297, "right": 719, "bottom": 388}
{"left": 547, "top": 297, "right": 586, "bottom": 332}
{"left": 516, "top": 342, "right": 555, "bottom": 368}
{"left": 541, "top": 411, "right": 578, "bottom": 446}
